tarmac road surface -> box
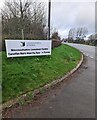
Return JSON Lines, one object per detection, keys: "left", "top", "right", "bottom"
{"left": 3, "top": 43, "right": 95, "bottom": 118}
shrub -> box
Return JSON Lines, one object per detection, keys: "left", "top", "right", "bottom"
{"left": 52, "top": 39, "right": 62, "bottom": 49}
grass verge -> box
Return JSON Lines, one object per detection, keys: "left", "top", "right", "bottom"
{"left": 2, "top": 44, "right": 81, "bottom": 103}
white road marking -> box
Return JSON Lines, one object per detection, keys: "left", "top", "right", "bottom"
{"left": 65, "top": 43, "right": 96, "bottom": 60}
{"left": 85, "top": 54, "right": 89, "bottom": 57}
{"left": 89, "top": 56, "right": 94, "bottom": 59}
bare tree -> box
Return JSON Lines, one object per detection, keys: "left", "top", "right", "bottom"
{"left": 76, "top": 27, "right": 88, "bottom": 40}
{"left": 68, "top": 27, "right": 88, "bottom": 43}
{"left": 68, "top": 28, "right": 75, "bottom": 41}
{"left": 1, "top": 0, "right": 47, "bottom": 41}
{"left": 51, "top": 31, "right": 61, "bottom": 40}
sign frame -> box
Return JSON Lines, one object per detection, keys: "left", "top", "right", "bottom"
{"left": 5, "top": 40, "right": 52, "bottom": 58}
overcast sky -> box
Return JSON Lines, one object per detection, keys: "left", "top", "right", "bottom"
{"left": 51, "top": 2, "right": 95, "bottom": 39}
{"left": 0, "top": 0, "right": 96, "bottom": 39}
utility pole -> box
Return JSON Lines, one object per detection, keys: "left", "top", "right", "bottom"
{"left": 20, "top": 0, "right": 24, "bottom": 40}
{"left": 48, "top": 0, "right": 51, "bottom": 40}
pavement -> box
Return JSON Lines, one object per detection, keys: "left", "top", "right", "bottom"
{"left": 3, "top": 43, "right": 95, "bottom": 118}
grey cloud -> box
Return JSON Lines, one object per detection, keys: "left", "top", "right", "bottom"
{"left": 51, "top": 2, "right": 95, "bottom": 38}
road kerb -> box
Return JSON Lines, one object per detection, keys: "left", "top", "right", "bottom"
{"left": 1, "top": 54, "right": 83, "bottom": 111}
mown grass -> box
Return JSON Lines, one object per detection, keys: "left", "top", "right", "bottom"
{"left": 2, "top": 44, "right": 81, "bottom": 103}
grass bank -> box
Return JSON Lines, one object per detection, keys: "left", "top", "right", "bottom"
{"left": 2, "top": 44, "right": 81, "bottom": 103}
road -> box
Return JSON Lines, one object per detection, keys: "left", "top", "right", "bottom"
{"left": 3, "top": 43, "right": 95, "bottom": 118}
{"left": 66, "top": 43, "right": 96, "bottom": 60}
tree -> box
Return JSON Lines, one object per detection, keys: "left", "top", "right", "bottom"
{"left": 1, "top": 0, "right": 47, "bottom": 41}
{"left": 68, "top": 27, "right": 88, "bottom": 43}
{"left": 68, "top": 28, "right": 75, "bottom": 42}
{"left": 88, "top": 33, "right": 97, "bottom": 46}
{"left": 76, "top": 27, "right": 88, "bottom": 40}
{"left": 51, "top": 31, "right": 61, "bottom": 40}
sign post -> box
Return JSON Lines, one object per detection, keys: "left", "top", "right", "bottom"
{"left": 48, "top": 0, "right": 51, "bottom": 40}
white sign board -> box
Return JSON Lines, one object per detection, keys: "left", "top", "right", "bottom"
{"left": 5, "top": 40, "right": 52, "bottom": 58}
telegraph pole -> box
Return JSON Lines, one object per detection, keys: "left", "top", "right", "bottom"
{"left": 48, "top": 0, "right": 51, "bottom": 40}
{"left": 20, "top": 0, "right": 24, "bottom": 40}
